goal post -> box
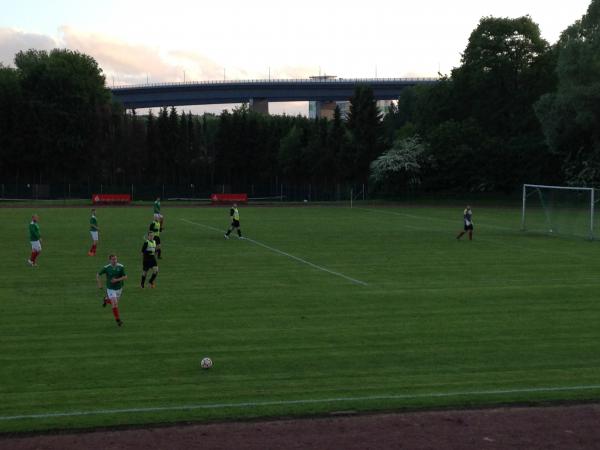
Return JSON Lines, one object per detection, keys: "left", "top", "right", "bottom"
{"left": 521, "top": 184, "right": 596, "bottom": 240}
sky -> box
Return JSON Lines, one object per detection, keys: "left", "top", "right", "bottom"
{"left": 0, "top": 0, "right": 592, "bottom": 115}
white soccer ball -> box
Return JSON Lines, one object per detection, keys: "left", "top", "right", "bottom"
{"left": 200, "top": 357, "right": 213, "bottom": 369}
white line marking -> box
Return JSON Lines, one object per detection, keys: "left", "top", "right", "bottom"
{"left": 356, "top": 207, "right": 513, "bottom": 231}
{"left": 181, "top": 219, "right": 368, "bottom": 286}
{"left": 354, "top": 208, "right": 582, "bottom": 257}
{"left": 2, "top": 384, "right": 599, "bottom": 421}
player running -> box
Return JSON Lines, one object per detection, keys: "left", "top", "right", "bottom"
{"left": 88, "top": 208, "right": 99, "bottom": 256}
{"left": 224, "top": 203, "right": 243, "bottom": 239}
{"left": 141, "top": 231, "right": 159, "bottom": 288}
{"left": 456, "top": 205, "right": 474, "bottom": 241}
{"left": 149, "top": 216, "right": 162, "bottom": 259}
{"left": 153, "top": 197, "right": 164, "bottom": 231}
{"left": 27, "top": 214, "right": 42, "bottom": 266}
{"left": 97, "top": 254, "right": 128, "bottom": 327}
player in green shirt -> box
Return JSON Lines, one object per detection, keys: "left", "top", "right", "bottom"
{"left": 27, "top": 214, "right": 42, "bottom": 266}
{"left": 88, "top": 208, "right": 99, "bottom": 256}
{"left": 96, "top": 254, "right": 128, "bottom": 326}
{"left": 154, "top": 197, "right": 164, "bottom": 231}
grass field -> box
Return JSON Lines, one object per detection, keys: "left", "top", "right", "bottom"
{"left": 1, "top": 203, "right": 600, "bottom": 433}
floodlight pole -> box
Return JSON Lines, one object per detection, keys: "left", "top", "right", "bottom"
{"left": 590, "top": 188, "right": 595, "bottom": 240}
{"left": 521, "top": 184, "right": 527, "bottom": 231}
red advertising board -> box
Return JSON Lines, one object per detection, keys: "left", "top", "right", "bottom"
{"left": 92, "top": 194, "right": 131, "bottom": 204}
{"left": 210, "top": 193, "right": 248, "bottom": 204}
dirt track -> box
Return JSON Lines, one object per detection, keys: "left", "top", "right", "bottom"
{"left": 2, "top": 404, "right": 600, "bottom": 450}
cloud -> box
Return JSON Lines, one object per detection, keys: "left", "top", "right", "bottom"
{"left": 57, "top": 27, "right": 315, "bottom": 84}
{"left": 0, "top": 26, "right": 311, "bottom": 114}
{"left": 0, "top": 26, "right": 315, "bottom": 84}
{"left": 0, "top": 28, "right": 57, "bottom": 66}
{"left": 58, "top": 26, "right": 182, "bottom": 84}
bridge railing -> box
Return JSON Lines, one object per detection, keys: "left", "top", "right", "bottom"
{"left": 110, "top": 77, "right": 439, "bottom": 90}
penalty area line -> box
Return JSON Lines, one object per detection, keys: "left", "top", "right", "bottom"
{"left": 181, "top": 218, "right": 368, "bottom": 286}
{"left": 2, "top": 384, "right": 600, "bottom": 421}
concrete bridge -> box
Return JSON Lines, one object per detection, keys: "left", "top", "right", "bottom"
{"left": 110, "top": 77, "right": 438, "bottom": 116}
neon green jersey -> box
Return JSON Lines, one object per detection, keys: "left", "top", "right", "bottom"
{"left": 149, "top": 221, "right": 160, "bottom": 236}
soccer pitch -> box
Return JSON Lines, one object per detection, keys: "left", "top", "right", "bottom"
{"left": 1, "top": 204, "right": 600, "bottom": 432}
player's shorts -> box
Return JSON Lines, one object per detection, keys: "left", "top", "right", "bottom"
{"left": 106, "top": 288, "right": 122, "bottom": 300}
{"left": 464, "top": 223, "right": 474, "bottom": 231}
{"left": 154, "top": 213, "right": 163, "bottom": 220}
{"left": 90, "top": 231, "right": 99, "bottom": 241}
{"left": 143, "top": 258, "right": 157, "bottom": 271}
{"left": 30, "top": 240, "right": 42, "bottom": 252}
{"left": 154, "top": 236, "right": 161, "bottom": 245}
{"left": 232, "top": 219, "right": 240, "bottom": 228}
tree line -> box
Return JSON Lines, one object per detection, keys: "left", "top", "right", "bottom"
{"left": 0, "top": 0, "right": 598, "bottom": 196}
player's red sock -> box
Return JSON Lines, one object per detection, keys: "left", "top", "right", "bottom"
{"left": 112, "top": 307, "right": 120, "bottom": 321}
{"left": 31, "top": 251, "right": 39, "bottom": 262}
{"left": 90, "top": 244, "right": 97, "bottom": 254}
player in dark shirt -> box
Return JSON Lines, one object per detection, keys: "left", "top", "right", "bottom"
{"left": 456, "top": 205, "right": 474, "bottom": 240}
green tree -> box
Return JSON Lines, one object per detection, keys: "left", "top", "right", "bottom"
{"left": 278, "top": 125, "right": 308, "bottom": 182}
{"left": 370, "top": 136, "right": 426, "bottom": 191}
{"left": 346, "top": 85, "right": 383, "bottom": 182}
{"left": 535, "top": 0, "right": 600, "bottom": 185}
{"left": 453, "top": 16, "right": 553, "bottom": 136}
{"left": 0, "top": 65, "right": 23, "bottom": 181}
{"left": 14, "top": 49, "right": 111, "bottom": 183}
{"left": 411, "top": 16, "right": 556, "bottom": 191}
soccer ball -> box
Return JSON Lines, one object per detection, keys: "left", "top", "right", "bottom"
{"left": 200, "top": 357, "right": 213, "bottom": 369}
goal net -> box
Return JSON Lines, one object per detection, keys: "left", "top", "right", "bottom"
{"left": 521, "top": 184, "right": 597, "bottom": 239}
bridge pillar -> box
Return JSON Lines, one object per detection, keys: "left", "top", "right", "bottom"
{"left": 309, "top": 101, "right": 337, "bottom": 119}
{"left": 249, "top": 98, "right": 269, "bottom": 114}
{"left": 318, "top": 101, "right": 337, "bottom": 120}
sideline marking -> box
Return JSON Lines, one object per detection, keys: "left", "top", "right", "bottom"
{"left": 181, "top": 219, "right": 368, "bottom": 286}
{"left": 2, "top": 384, "right": 599, "bottom": 421}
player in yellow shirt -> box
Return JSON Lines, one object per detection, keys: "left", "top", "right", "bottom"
{"left": 224, "top": 203, "right": 243, "bottom": 239}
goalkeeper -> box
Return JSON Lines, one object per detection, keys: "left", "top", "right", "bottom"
{"left": 456, "top": 205, "right": 474, "bottom": 240}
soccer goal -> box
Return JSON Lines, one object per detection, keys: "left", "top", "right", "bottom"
{"left": 521, "top": 184, "right": 597, "bottom": 239}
